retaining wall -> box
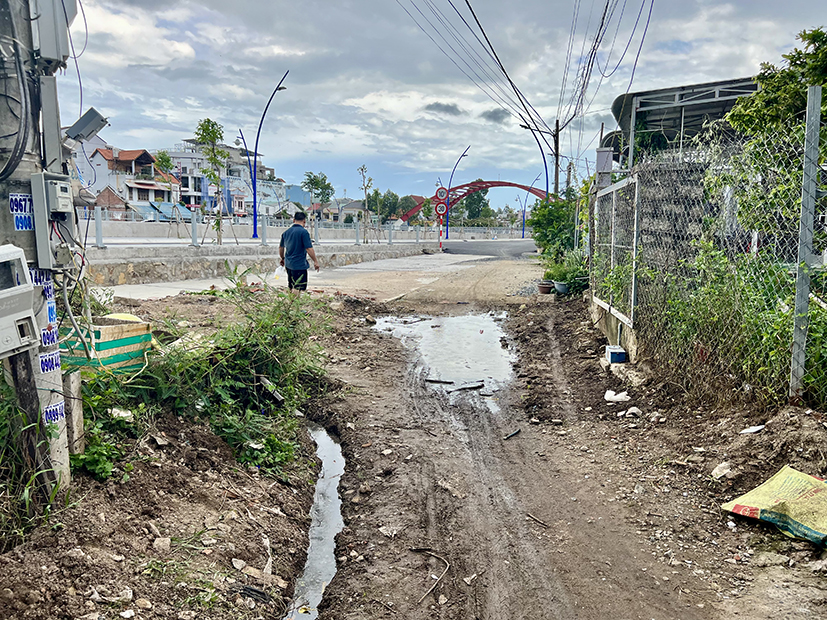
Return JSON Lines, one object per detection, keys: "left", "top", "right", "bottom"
{"left": 86, "top": 242, "right": 442, "bottom": 286}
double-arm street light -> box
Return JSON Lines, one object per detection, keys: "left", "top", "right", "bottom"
{"left": 238, "top": 70, "right": 289, "bottom": 239}
{"left": 520, "top": 172, "right": 542, "bottom": 239}
{"left": 446, "top": 145, "right": 470, "bottom": 240}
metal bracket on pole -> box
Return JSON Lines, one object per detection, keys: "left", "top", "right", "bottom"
{"left": 789, "top": 84, "right": 821, "bottom": 401}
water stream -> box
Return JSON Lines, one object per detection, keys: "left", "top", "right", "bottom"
{"left": 284, "top": 313, "right": 510, "bottom": 617}
{"left": 283, "top": 423, "right": 344, "bottom": 619}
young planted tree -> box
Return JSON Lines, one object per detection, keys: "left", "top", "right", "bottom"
{"left": 194, "top": 119, "right": 230, "bottom": 244}
{"left": 357, "top": 164, "right": 372, "bottom": 235}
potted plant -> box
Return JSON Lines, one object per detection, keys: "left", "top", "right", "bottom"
{"left": 543, "top": 251, "right": 588, "bottom": 296}
{"left": 543, "top": 262, "right": 575, "bottom": 294}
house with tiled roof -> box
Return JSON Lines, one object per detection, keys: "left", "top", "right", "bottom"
{"left": 76, "top": 146, "right": 180, "bottom": 218}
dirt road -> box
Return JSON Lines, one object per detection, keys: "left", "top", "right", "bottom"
{"left": 3, "top": 251, "right": 824, "bottom": 620}
{"left": 309, "top": 257, "right": 827, "bottom": 619}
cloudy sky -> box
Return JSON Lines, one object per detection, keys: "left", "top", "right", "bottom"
{"left": 57, "top": 0, "right": 819, "bottom": 208}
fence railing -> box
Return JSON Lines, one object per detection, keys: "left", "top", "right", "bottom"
{"left": 590, "top": 85, "right": 826, "bottom": 409}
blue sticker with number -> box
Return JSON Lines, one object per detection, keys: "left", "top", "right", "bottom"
{"left": 9, "top": 193, "right": 33, "bottom": 231}
{"left": 29, "top": 269, "right": 52, "bottom": 287}
{"left": 39, "top": 351, "right": 61, "bottom": 374}
{"left": 43, "top": 401, "right": 65, "bottom": 424}
{"left": 41, "top": 325, "right": 59, "bottom": 347}
{"left": 47, "top": 299, "right": 57, "bottom": 324}
{"left": 43, "top": 281, "right": 55, "bottom": 300}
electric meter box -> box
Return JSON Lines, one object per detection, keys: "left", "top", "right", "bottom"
{"left": 0, "top": 245, "right": 39, "bottom": 360}
{"left": 31, "top": 171, "right": 75, "bottom": 269}
{"left": 30, "top": 0, "right": 77, "bottom": 66}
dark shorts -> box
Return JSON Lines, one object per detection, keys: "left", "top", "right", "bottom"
{"left": 286, "top": 268, "right": 308, "bottom": 291}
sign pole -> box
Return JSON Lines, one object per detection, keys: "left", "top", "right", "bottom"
{"left": 439, "top": 215, "right": 443, "bottom": 250}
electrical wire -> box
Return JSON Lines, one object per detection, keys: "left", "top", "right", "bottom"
{"left": 60, "top": 0, "right": 83, "bottom": 116}
{"left": 71, "top": 0, "right": 89, "bottom": 59}
{"left": 0, "top": 1, "right": 31, "bottom": 182}
{"left": 398, "top": 0, "right": 527, "bottom": 125}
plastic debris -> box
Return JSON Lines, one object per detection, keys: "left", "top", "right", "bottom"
{"left": 711, "top": 462, "right": 732, "bottom": 480}
{"left": 604, "top": 390, "right": 631, "bottom": 402}
{"left": 739, "top": 424, "right": 765, "bottom": 434}
{"left": 722, "top": 465, "right": 827, "bottom": 546}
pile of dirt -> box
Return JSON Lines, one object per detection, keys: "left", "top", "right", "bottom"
{"left": 0, "top": 410, "right": 315, "bottom": 620}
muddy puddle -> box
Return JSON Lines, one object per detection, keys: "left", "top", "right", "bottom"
{"left": 375, "top": 313, "right": 514, "bottom": 408}
{"left": 284, "top": 423, "right": 344, "bottom": 619}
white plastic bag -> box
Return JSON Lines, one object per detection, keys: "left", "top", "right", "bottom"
{"left": 274, "top": 265, "right": 287, "bottom": 280}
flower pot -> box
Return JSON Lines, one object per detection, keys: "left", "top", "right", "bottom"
{"left": 537, "top": 281, "right": 554, "bottom": 294}
{"left": 553, "top": 281, "right": 569, "bottom": 295}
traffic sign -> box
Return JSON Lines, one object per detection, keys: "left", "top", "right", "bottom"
{"left": 434, "top": 202, "right": 447, "bottom": 216}
{"left": 435, "top": 187, "right": 448, "bottom": 202}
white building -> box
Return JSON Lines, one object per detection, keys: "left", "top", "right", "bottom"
{"left": 70, "top": 138, "right": 179, "bottom": 217}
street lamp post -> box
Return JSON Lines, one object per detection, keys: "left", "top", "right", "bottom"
{"left": 521, "top": 172, "right": 542, "bottom": 239}
{"left": 446, "top": 145, "right": 470, "bottom": 240}
{"left": 240, "top": 70, "right": 289, "bottom": 239}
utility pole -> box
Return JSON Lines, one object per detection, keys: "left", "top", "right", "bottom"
{"left": 0, "top": 0, "right": 100, "bottom": 505}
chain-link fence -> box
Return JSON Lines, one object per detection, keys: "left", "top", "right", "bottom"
{"left": 591, "top": 86, "right": 827, "bottom": 409}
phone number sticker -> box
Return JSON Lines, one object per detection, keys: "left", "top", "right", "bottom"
{"left": 39, "top": 351, "right": 61, "bottom": 374}
{"left": 41, "top": 325, "right": 59, "bottom": 347}
{"left": 44, "top": 401, "right": 65, "bottom": 424}
{"left": 9, "top": 193, "right": 33, "bottom": 231}
{"left": 29, "top": 269, "right": 52, "bottom": 287}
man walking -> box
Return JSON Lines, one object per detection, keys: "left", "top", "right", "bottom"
{"left": 279, "top": 211, "right": 320, "bottom": 293}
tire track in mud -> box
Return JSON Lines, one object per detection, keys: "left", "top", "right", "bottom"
{"left": 320, "top": 306, "right": 711, "bottom": 620}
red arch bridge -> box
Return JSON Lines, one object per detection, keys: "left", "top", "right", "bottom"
{"left": 401, "top": 181, "right": 553, "bottom": 222}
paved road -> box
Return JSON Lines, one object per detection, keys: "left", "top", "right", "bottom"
{"left": 442, "top": 238, "right": 538, "bottom": 257}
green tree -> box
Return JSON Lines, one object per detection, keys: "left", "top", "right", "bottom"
{"left": 464, "top": 180, "right": 489, "bottom": 219}
{"left": 194, "top": 119, "right": 230, "bottom": 244}
{"left": 727, "top": 28, "right": 827, "bottom": 135}
{"left": 527, "top": 197, "right": 576, "bottom": 258}
{"left": 380, "top": 190, "right": 399, "bottom": 223}
{"left": 398, "top": 195, "right": 418, "bottom": 219}
{"left": 301, "top": 171, "right": 335, "bottom": 206}
{"left": 154, "top": 150, "right": 174, "bottom": 204}
{"left": 707, "top": 27, "right": 827, "bottom": 235}
{"left": 366, "top": 188, "right": 381, "bottom": 221}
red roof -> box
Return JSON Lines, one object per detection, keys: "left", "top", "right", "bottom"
{"left": 155, "top": 170, "right": 180, "bottom": 185}
{"left": 93, "top": 148, "right": 154, "bottom": 162}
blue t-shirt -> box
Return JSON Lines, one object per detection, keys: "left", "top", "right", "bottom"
{"left": 280, "top": 224, "right": 312, "bottom": 270}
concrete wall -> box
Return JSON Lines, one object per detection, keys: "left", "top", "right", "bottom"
{"left": 86, "top": 242, "right": 442, "bottom": 286}
{"left": 94, "top": 219, "right": 437, "bottom": 241}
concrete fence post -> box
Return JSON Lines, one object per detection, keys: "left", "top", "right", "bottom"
{"left": 388, "top": 224, "right": 393, "bottom": 245}
{"left": 260, "top": 213, "right": 268, "bottom": 246}
{"left": 416, "top": 226, "right": 420, "bottom": 243}
{"left": 790, "top": 84, "right": 822, "bottom": 400}
{"left": 190, "top": 210, "right": 199, "bottom": 247}
{"left": 94, "top": 206, "right": 105, "bottom": 248}
{"left": 355, "top": 220, "right": 361, "bottom": 245}
{"left": 314, "top": 218, "right": 319, "bottom": 243}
